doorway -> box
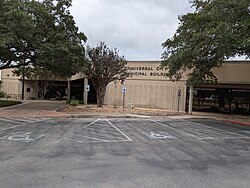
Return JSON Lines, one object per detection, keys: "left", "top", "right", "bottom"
{"left": 87, "top": 80, "right": 97, "bottom": 104}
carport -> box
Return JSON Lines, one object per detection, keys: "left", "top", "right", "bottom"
{"left": 187, "top": 83, "right": 250, "bottom": 115}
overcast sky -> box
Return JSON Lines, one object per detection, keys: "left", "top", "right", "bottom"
{"left": 70, "top": 0, "right": 194, "bottom": 61}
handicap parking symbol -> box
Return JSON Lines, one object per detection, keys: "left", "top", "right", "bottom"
{"left": 0, "top": 132, "right": 45, "bottom": 143}
{"left": 142, "top": 131, "right": 177, "bottom": 139}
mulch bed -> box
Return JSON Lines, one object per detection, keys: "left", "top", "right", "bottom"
{"left": 64, "top": 104, "right": 182, "bottom": 116}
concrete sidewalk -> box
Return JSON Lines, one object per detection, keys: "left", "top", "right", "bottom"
{"left": 0, "top": 100, "right": 68, "bottom": 118}
{"left": 0, "top": 110, "right": 68, "bottom": 118}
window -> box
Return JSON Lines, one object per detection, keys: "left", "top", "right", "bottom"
{"left": 26, "top": 88, "right": 30, "bottom": 92}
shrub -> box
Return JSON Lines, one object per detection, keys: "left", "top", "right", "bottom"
{"left": 69, "top": 99, "right": 79, "bottom": 106}
{"left": 0, "top": 100, "right": 22, "bottom": 107}
{"left": 0, "top": 91, "right": 6, "bottom": 98}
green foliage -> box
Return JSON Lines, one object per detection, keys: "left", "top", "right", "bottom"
{"left": 13, "top": 66, "right": 58, "bottom": 99}
{"left": 0, "top": 80, "right": 5, "bottom": 97}
{"left": 161, "top": 0, "right": 250, "bottom": 85}
{"left": 67, "top": 97, "right": 81, "bottom": 106}
{"left": 0, "top": 91, "right": 5, "bottom": 98}
{"left": 0, "top": 0, "right": 34, "bottom": 68}
{"left": 0, "top": 100, "right": 22, "bottom": 107}
{"left": 0, "top": 0, "right": 86, "bottom": 78}
{"left": 69, "top": 99, "right": 79, "bottom": 106}
{"left": 82, "top": 42, "right": 129, "bottom": 107}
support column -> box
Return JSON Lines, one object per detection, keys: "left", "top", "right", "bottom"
{"left": 21, "top": 65, "right": 25, "bottom": 100}
{"left": 67, "top": 81, "right": 71, "bottom": 101}
{"left": 188, "top": 86, "right": 193, "bottom": 114}
{"left": 83, "top": 78, "right": 88, "bottom": 105}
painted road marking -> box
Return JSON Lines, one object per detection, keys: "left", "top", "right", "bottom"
{"left": 6, "top": 117, "right": 34, "bottom": 123}
{"left": 0, "top": 118, "right": 19, "bottom": 124}
{"left": 181, "top": 119, "right": 249, "bottom": 138}
{"left": 57, "top": 119, "right": 132, "bottom": 144}
{"left": 74, "top": 134, "right": 110, "bottom": 142}
{"left": 0, "top": 117, "right": 50, "bottom": 132}
{"left": 0, "top": 125, "right": 20, "bottom": 131}
{"left": 199, "top": 136, "right": 250, "bottom": 140}
{"left": 17, "top": 117, "right": 50, "bottom": 123}
{"left": 150, "top": 120, "right": 202, "bottom": 139}
{"left": 82, "top": 131, "right": 127, "bottom": 140}
{"left": 106, "top": 119, "right": 133, "bottom": 141}
{"left": 241, "top": 130, "right": 250, "bottom": 135}
{"left": 75, "top": 119, "right": 100, "bottom": 133}
{"left": 142, "top": 131, "right": 177, "bottom": 139}
{"left": 151, "top": 119, "right": 250, "bottom": 140}
{"left": 0, "top": 132, "right": 45, "bottom": 143}
{"left": 85, "top": 127, "right": 124, "bottom": 136}
{"left": 6, "top": 117, "right": 50, "bottom": 124}
{"left": 62, "top": 137, "right": 132, "bottom": 143}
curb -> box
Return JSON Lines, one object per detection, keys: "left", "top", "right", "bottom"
{"left": 68, "top": 114, "right": 137, "bottom": 118}
{"left": 67, "top": 113, "right": 184, "bottom": 119}
{"left": 222, "top": 119, "right": 250, "bottom": 127}
{"left": 126, "top": 114, "right": 151, "bottom": 118}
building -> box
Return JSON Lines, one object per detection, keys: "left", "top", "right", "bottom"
{"left": 105, "top": 61, "right": 187, "bottom": 112}
{"left": 1, "top": 61, "right": 249, "bottom": 115}
{"left": 191, "top": 61, "right": 250, "bottom": 115}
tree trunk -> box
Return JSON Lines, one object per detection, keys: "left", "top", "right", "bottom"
{"left": 97, "top": 86, "right": 106, "bottom": 107}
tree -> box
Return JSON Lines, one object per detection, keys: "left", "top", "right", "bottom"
{"left": 0, "top": 0, "right": 86, "bottom": 77}
{"left": 83, "top": 42, "right": 129, "bottom": 107}
{"left": 161, "top": 0, "right": 250, "bottom": 85}
{"left": 13, "top": 66, "right": 59, "bottom": 99}
{"left": 0, "top": 80, "right": 6, "bottom": 98}
{"left": 0, "top": 0, "right": 35, "bottom": 69}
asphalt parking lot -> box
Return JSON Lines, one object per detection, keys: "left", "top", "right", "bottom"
{"left": 0, "top": 117, "right": 250, "bottom": 188}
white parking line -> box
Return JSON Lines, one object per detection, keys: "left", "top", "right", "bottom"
{"left": 56, "top": 119, "right": 133, "bottom": 144}
{"left": 85, "top": 127, "right": 124, "bottom": 136}
{"left": 92, "top": 122, "right": 111, "bottom": 126}
{"left": 150, "top": 119, "right": 203, "bottom": 139}
{"left": 182, "top": 119, "right": 249, "bottom": 138}
{"left": 76, "top": 119, "right": 101, "bottom": 133}
{"left": 83, "top": 131, "right": 126, "bottom": 140}
{"left": 0, "top": 117, "right": 49, "bottom": 132}
{"left": 152, "top": 119, "right": 250, "bottom": 140}
{"left": 200, "top": 136, "right": 250, "bottom": 140}
{"left": 183, "top": 132, "right": 203, "bottom": 139}
{"left": 106, "top": 119, "right": 133, "bottom": 141}
{"left": 0, "top": 118, "right": 20, "bottom": 124}
{"left": 0, "top": 125, "right": 20, "bottom": 132}
{"left": 74, "top": 133, "right": 109, "bottom": 142}
{"left": 61, "top": 137, "right": 131, "bottom": 144}
{"left": 7, "top": 117, "right": 34, "bottom": 123}
{"left": 20, "top": 117, "right": 50, "bottom": 123}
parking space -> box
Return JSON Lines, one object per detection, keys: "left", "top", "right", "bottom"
{"left": 0, "top": 117, "right": 48, "bottom": 131}
{"left": 0, "top": 117, "right": 51, "bottom": 143}
{"left": 57, "top": 119, "right": 132, "bottom": 144}
{"left": 152, "top": 119, "right": 250, "bottom": 140}
{"left": 0, "top": 117, "right": 249, "bottom": 144}
{"left": 0, "top": 117, "right": 250, "bottom": 188}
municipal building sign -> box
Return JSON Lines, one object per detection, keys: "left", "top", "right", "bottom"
{"left": 128, "top": 66, "right": 168, "bottom": 78}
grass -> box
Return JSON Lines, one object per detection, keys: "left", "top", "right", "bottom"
{"left": 0, "top": 100, "right": 22, "bottom": 107}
